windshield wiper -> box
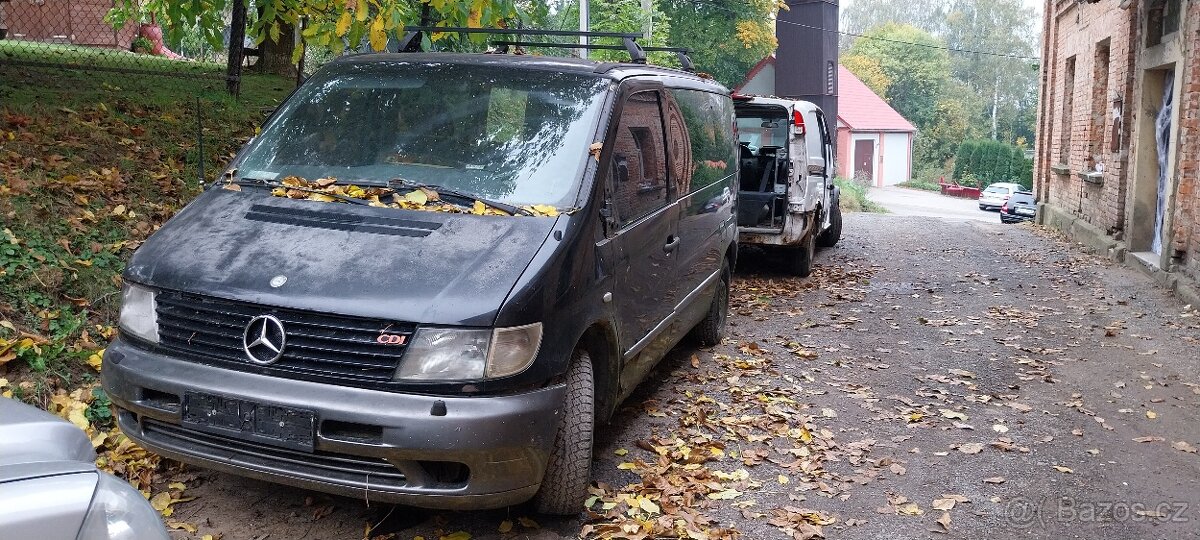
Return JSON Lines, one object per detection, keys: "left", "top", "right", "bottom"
{"left": 224, "top": 178, "right": 371, "bottom": 206}
{"left": 388, "top": 178, "right": 534, "bottom": 216}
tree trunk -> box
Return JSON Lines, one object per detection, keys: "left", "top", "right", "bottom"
{"left": 255, "top": 21, "right": 297, "bottom": 78}
{"left": 225, "top": 0, "right": 247, "bottom": 95}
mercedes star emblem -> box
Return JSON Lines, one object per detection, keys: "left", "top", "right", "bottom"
{"left": 243, "top": 314, "right": 287, "bottom": 364}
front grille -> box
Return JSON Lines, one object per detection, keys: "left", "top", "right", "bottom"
{"left": 141, "top": 418, "right": 407, "bottom": 489}
{"left": 155, "top": 290, "right": 415, "bottom": 382}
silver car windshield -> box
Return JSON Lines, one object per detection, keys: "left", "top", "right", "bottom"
{"left": 234, "top": 62, "right": 610, "bottom": 207}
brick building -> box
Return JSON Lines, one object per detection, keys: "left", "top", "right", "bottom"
{"left": 1035, "top": 0, "right": 1200, "bottom": 305}
{"left": 0, "top": 0, "right": 136, "bottom": 49}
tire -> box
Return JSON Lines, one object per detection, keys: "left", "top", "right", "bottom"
{"left": 531, "top": 349, "right": 594, "bottom": 515}
{"left": 788, "top": 226, "right": 817, "bottom": 277}
{"left": 817, "top": 203, "right": 842, "bottom": 248}
{"left": 691, "top": 263, "right": 730, "bottom": 346}
{"left": 979, "top": 204, "right": 988, "bottom": 211}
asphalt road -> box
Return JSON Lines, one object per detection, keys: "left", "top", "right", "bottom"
{"left": 163, "top": 213, "right": 1200, "bottom": 540}
{"left": 868, "top": 186, "right": 998, "bottom": 223}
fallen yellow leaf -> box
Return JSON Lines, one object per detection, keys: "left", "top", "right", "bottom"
{"left": 150, "top": 492, "right": 172, "bottom": 513}
{"left": 166, "top": 521, "right": 197, "bottom": 533}
{"left": 404, "top": 190, "right": 429, "bottom": 205}
{"left": 87, "top": 349, "right": 104, "bottom": 371}
{"left": 707, "top": 489, "right": 742, "bottom": 500}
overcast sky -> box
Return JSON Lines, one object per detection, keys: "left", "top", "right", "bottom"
{"left": 839, "top": 0, "right": 1045, "bottom": 16}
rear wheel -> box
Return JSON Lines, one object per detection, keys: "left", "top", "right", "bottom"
{"left": 691, "top": 263, "right": 730, "bottom": 346}
{"left": 531, "top": 349, "right": 594, "bottom": 515}
{"left": 817, "top": 203, "right": 842, "bottom": 248}
{"left": 788, "top": 226, "right": 817, "bottom": 277}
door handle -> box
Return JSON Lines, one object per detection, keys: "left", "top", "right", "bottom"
{"left": 663, "top": 235, "right": 681, "bottom": 253}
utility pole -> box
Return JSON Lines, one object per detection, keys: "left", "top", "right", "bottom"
{"left": 579, "top": 0, "right": 589, "bottom": 59}
{"left": 641, "top": 0, "right": 653, "bottom": 42}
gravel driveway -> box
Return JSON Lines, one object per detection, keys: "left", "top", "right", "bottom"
{"left": 163, "top": 214, "right": 1200, "bottom": 540}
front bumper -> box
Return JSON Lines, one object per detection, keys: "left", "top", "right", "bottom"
{"left": 101, "top": 338, "right": 566, "bottom": 510}
{"left": 1001, "top": 212, "right": 1035, "bottom": 223}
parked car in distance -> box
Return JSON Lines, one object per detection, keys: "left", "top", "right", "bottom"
{"left": 0, "top": 398, "right": 169, "bottom": 540}
{"left": 1000, "top": 190, "right": 1038, "bottom": 223}
{"left": 732, "top": 95, "right": 841, "bottom": 276}
{"left": 978, "top": 182, "right": 1024, "bottom": 211}
{"left": 102, "top": 38, "right": 738, "bottom": 516}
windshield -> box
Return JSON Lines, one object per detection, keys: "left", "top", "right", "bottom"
{"left": 985, "top": 185, "right": 1011, "bottom": 194}
{"left": 234, "top": 62, "right": 610, "bottom": 207}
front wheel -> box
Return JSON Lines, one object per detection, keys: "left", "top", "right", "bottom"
{"left": 531, "top": 349, "right": 594, "bottom": 515}
{"left": 817, "top": 203, "right": 842, "bottom": 248}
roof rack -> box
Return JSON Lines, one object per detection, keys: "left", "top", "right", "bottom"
{"left": 397, "top": 26, "right": 695, "bottom": 72}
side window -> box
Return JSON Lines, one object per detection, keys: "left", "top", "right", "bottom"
{"left": 816, "top": 111, "right": 833, "bottom": 167}
{"left": 668, "top": 89, "right": 737, "bottom": 190}
{"left": 662, "top": 94, "right": 693, "bottom": 197}
{"left": 610, "top": 91, "right": 669, "bottom": 226}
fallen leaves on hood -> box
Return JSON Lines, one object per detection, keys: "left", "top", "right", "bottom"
{"left": 250, "top": 175, "right": 560, "bottom": 217}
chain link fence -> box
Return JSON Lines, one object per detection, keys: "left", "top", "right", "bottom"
{"left": 0, "top": 0, "right": 236, "bottom": 79}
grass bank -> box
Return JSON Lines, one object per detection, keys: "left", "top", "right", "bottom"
{"left": 1, "top": 63, "right": 291, "bottom": 504}
{"left": 896, "top": 179, "right": 942, "bottom": 192}
{"left": 834, "top": 178, "right": 888, "bottom": 213}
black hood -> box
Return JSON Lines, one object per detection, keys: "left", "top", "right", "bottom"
{"left": 126, "top": 189, "right": 557, "bottom": 326}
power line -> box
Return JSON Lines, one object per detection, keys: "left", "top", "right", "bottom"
{"left": 776, "top": 18, "right": 1041, "bottom": 62}
{"left": 683, "top": 0, "right": 1040, "bottom": 61}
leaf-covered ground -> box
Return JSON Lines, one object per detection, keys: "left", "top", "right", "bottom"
{"left": 0, "top": 64, "right": 292, "bottom": 524}
{"left": 151, "top": 214, "right": 1200, "bottom": 539}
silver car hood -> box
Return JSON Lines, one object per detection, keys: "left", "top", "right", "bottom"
{"left": 0, "top": 398, "right": 95, "bottom": 477}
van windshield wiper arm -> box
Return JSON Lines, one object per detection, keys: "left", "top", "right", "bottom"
{"left": 224, "top": 178, "right": 372, "bottom": 206}
{"left": 388, "top": 178, "right": 534, "bottom": 216}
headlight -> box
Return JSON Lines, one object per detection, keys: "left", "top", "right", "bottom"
{"left": 395, "top": 323, "right": 542, "bottom": 381}
{"left": 118, "top": 283, "right": 158, "bottom": 344}
{"left": 77, "top": 473, "right": 170, "bottom": 540}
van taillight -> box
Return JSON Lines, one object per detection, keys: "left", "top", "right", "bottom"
{"left": 793, "top": 110, "right": 806, "bottom": 135}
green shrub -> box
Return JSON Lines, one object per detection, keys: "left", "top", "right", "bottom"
{"left": 953, "top": 139, "right": 1032, "bottom": 189}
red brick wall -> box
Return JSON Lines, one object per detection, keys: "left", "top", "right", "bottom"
{"left": 1037, "top": 0, "right": 1200, "bottom": 284}
{"left": 1170, "top": 0, "right": 1200, "bottom": 281}
{"left": 1035, "top": 0, "right": 1137, "bottom": 236}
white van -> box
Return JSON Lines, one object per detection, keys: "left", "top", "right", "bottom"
{"left": 733, "top": 95, "right": 842, "bottom": 276}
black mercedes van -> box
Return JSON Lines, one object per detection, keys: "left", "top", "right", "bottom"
{"left": 102, "top": 43, "right": 737, "bottom": 514}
